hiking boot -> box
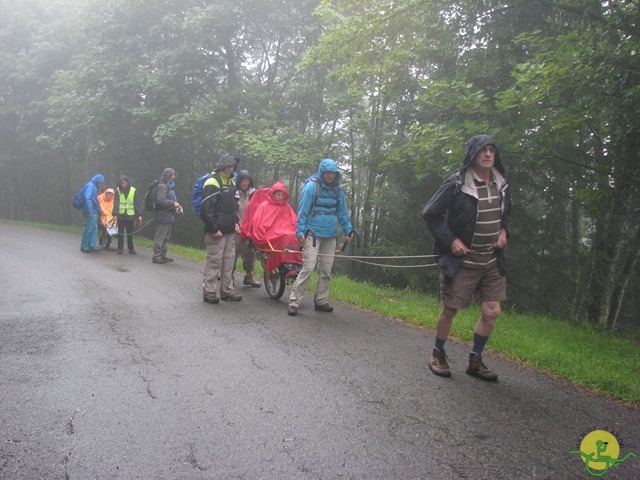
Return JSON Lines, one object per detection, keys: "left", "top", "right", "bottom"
{"left": 220, "top": 293, "right": 243, "bottom": 301}
{"left": 314, "top": 303, "right": 333, "bottom": 312}
{"left": 203, "top": 293, "right": 219, "bottom": 304}
{"left": 287, "top": 305, "right": 298, "bottom": 316}
{"left": 429, "top": 348, "right": 451, "bottom": 378}
{"left": 117, "top": 249, "right": 123, "bottom": 255}
{"left": 152, "top": 257, "right": 165, "bottom": 264}
{"left": 161, "top": 257, "right": 174, "bottom": 262}
{"left": 466, "top": 353, "right": 498, "bottom": 382}
{"left": 243, "top": 274, "right": 262, "bottom": 288}
{"left": 81, "top": 248, "right": 91, "bottom": 253}
{"left": 129, "top": 249, "right": 137, "bottom": 254}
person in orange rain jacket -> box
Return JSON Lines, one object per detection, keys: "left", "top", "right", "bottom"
{"left": 97, "top": 188, "right": 115, "bottom": 249}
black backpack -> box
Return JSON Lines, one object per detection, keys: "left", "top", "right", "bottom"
{"left": 144, "top": 180, "right": 160, "bottom": 211}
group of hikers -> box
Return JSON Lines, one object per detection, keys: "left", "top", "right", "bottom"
{"left": 77, "top": 134, "right": 512, "bottom": 382}
{"left": 75, "top": 155, "right": 355, "bottom": 312}
{"left": 78, "top": 174, "right": 143, "bottom": 255}
{"left": 198, "top": 154, "right": 354, "bottom": 311}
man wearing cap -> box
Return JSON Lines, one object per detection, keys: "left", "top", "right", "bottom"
{"left": 422, "top": 135, "right": 512, "bottom": 381}
{"left": 201, "top": 153, "right": 242, "bottom": 303}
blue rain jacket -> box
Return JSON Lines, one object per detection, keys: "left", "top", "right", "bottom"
{"left": 296, "top": 159, "right": 352, "bottom": 239}
{"left": 82, "top": 174, "right": 104, "bottom": 214}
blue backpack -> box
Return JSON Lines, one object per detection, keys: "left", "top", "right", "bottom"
{"left": 72, "top": 185, "right": 86, "bottom": 209}
{"left": 192, "top": 173, "right": 223, "bottom": 217}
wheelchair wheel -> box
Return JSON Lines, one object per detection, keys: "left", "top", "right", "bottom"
{"left": 264, "top": 269, "right": 286, "bottom": 299}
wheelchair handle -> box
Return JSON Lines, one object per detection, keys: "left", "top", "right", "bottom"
{"left": 304, "top": 228, "right": 317, "bottom": 248}
{"left": 338, "top": 229, "right": 359, "bottom": 254}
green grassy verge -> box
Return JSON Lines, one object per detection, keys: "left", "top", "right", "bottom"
{"left": 5, "top": 220, "right": 639, "bottom": 404}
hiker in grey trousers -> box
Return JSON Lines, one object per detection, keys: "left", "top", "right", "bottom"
{"left": 152, "top": 168, "right": 181, "bottom": 264}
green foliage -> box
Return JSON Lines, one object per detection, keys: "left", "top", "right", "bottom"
{"left": 225, "top": 127, "right": 320, "bottom": 171}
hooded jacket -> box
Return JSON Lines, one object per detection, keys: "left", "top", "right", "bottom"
{"left": 97, "top": 188, "right": 115, "bottom": 225}
{"left": 242, "top": 181, "right": 301, "bottom": 272}
{"left": 422, "top": 135, "right": 512, "bottom": 277}
{"left": 296, "top": 159, "right": 352, "bottom": 239}
{"left": 82, "top": 174, "right": 104, "bottom": 214}
{"left": 235, "top": 169, "right": 256, "bottom": 224}
{"left": 154, "top": 168, "right": 177, "bottom": 224}
{"left": 201, "top": 155, "right": 239, "bottom": 234}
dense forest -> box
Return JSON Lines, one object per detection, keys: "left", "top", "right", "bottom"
{"left": 1, "top": 0, "right": 639, "bottom": 330}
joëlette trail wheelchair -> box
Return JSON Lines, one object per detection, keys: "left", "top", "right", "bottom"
{"left": 258, "top": 229, "right": 316, "bottom": 299}
{"left": 258, "top": 229, "right": 358, "bottom": 300}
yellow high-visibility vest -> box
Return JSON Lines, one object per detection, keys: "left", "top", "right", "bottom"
{"left": 118, "top": 187, "right": 136, "bottom": 215}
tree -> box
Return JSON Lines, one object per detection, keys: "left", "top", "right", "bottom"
{"left": 498, "top": 9, "right": 640, "bottom": 327}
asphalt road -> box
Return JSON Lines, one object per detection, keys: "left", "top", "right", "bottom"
{"left": 1, "top": 223, "right": 638, "bottom": 479}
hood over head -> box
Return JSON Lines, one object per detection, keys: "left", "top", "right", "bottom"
{"left": 118, "top": 175, "right": 130, "bottom": 188}
{"left": 91, "top": 174, "right": 104, "bottom": 185}
{"left": 161, "top": 168, "right": 175, "bottom": 181}
{"left": 462, "top": 135, "right": 505, "bottom": 174}
{"left": 214, "top": 153, "right": 239, "bottom": 172}
{"left": 316, "top": 159, "right": 341, "bottom": 185}
{"left": 236, "top": 169, "right": 254, "bottom": 189}
{"left": 268, "top": 181, "right": 290, "bottom": 204}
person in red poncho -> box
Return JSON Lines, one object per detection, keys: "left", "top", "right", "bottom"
{"left": 241, "top": 181, "right": 302, "bottom": 274}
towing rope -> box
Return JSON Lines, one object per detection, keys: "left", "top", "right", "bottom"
{"left": 108, "top": 217, "right": 485, "bottom": 270}
{"left": 257, "top": 247, "right": 496, "bottom": 269}
{"left": 256, "top": 247, "right": 441, "bottom": 268}
{"left": 101, "top": 204, "right": 179, "bottom": 237}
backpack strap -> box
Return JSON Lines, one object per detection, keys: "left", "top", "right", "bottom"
{"left": 447, "top": 173, "right": 463, "bottom": 211}
{"left": 201, "top": 174, "right": 223, "bottom": 205}
{"left": 453, "top": 173, "right": 463, "bottom": 197}
{"left": 309, "top": 177, "right": 341, "bottom": 216}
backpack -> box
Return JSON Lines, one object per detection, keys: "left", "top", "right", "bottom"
{"left": 72, "top": 185, "right": 86, "bottom": 209}
{"left": 304, "top": 174, "right": 341, "bottom": 214}
{"left": 144, "top": 180, "right": 160, "bottom": 211}
{"left": 192, "top": 173, "right": 223, "bottom": 217}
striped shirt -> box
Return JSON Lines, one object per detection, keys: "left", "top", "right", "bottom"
{"left": 463, "top": 173, "right": 501, "bottom": 269}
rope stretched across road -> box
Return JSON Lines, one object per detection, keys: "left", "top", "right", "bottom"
{"left": 258, "top": 246, "right": 499, "bottom": 269}
{"left": 257, "top": 246, "right": 441, "bottom": 268}
{"left": 114, "top": 217, "right": 484, "bottom": 269}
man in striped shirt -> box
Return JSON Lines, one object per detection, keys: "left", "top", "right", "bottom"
{"left": 422, "top": 135, "right": 512, "bottom": 381}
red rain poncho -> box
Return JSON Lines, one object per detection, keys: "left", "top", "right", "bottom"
{"left": 241, "top": 181, "right": 302, "bottom": 272}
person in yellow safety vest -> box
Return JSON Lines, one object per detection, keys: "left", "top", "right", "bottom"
{"left": 114, "top": 175, "right": 143, "bottom": 255}
{"left": 97, "top": 188, "right": 116, "bottom": 249}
